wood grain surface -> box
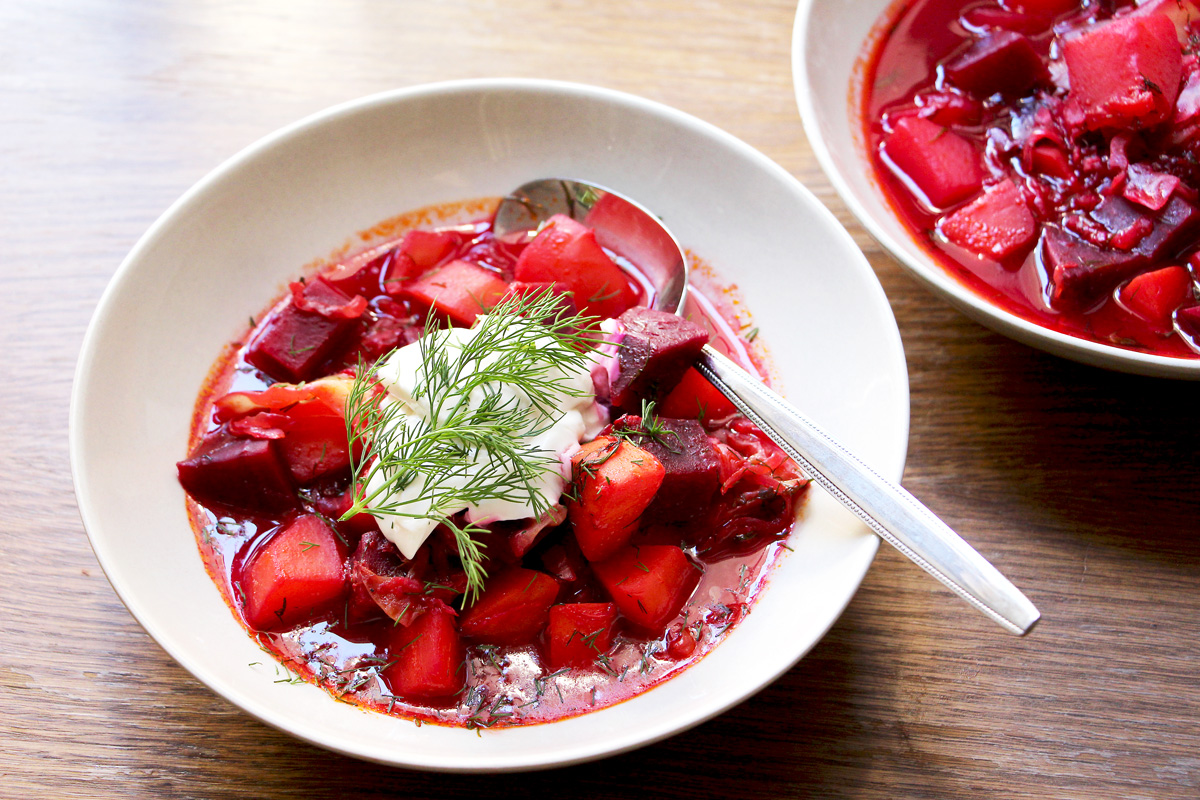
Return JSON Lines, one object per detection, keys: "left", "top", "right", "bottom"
{"left": 3, "top": 0, "right": 1197, "bottom": 797}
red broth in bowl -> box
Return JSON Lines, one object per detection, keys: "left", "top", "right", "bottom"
{"left": 862, "top": 0, "right": 1200, "bottom": 357}
{"left": 176, "top": 199, "right": 809, "bottom": 728}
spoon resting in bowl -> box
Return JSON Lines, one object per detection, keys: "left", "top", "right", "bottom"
{"left": 494, "top": 178, "right": 1040, "bottom": 636}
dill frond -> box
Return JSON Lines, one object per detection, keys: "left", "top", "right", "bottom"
{"left": 342, "top": 287, "right": 601, "bottom": 604}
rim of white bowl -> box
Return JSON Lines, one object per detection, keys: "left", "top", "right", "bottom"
{"left": 70, "top": 77, "right": 906, "bottom": 770}
{"left": 792, "top": 0, "right": 1200, "bottom": 380}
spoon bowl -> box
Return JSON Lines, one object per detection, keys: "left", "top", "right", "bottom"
{"left": 497, "top": 178, "right": 1041, "bottom": 635}
{"left": 494, "top": 178, "right": 689, "bottom": 314}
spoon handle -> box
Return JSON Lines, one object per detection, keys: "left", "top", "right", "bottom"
{"left": 695, "top": 345, "right": 1040, "bottom": 635}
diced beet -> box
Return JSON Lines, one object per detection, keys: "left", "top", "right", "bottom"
{"left": 567, "top": 436, "right": 665, "bottom": 562}
{"left": 513, "top": 214, "right": 640, "bottom": 320}
{"left": 403, "top": 259, "right": 509, "bottom": 326}
{"left": 940, "top": 181, "right": 1037, "bottom": 260}
{"left": 610, "top": 307, "right": 709, "bottom": 413}
{"left": 211, "top": 375, "right": 354, "bottom": 485}
{"left": 1119, "top": 266, "right": 1194, "bottom": 327}
{"left": 1092, "top": 195, "right": 1200, "bottom": 262}
{"left": 546, "top": 603, "right": 618, "bottom": 670}
{"left": 1043, "top": 225, "right": 1142, "bottom": 312}
{"left": 457, "top": 568, "right": 560, "bottom": 645}
{"left": 383, "top": 609, "right": 466, "bottom": 699}
{"left": 240, "top": 514, "right": 348, "bottom": 630}
{"left": 177, "top": 429, "right": 295, "bottom": 512}
{"left": 1047, "top": 192, "right": 1200, "bottom": 310}
{"left": 658, "top": 366, "right": 738, "bottom": 421}
{"left": 246, "top": 279, "right": 360, "bottom": 382}
{"left": 592, "top": 545, "right": 700, "bottom": 633}
{"left": 880, "top": 115, "right": 984, "bottom": 208}
{"left": 635, "top": 418, "right": 721, "bottom": 525}
{"left": 1063, "top": 12, "right": 1182, "bottom": 131}
{"left": 943, "top": 31, "right": 1048, "bottom": 97}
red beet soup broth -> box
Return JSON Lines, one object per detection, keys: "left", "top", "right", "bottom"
{"left": 178, "top": 197, "right": 810, "bottom": 728}
{"left": 862, "top": 0, "right": 1200, "bottom": 357}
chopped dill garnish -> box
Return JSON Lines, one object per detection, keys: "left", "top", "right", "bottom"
{"left": 341, "top": 288, "right": 600, "bottom": 605}
{"left": 611, "top": 400, "right": 680, "bottom": 452}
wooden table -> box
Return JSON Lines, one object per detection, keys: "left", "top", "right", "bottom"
{"left": 5, "top": 1, "right": 1197, "bottom": 797}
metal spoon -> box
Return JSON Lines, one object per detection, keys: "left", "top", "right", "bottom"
{"left": 494, "top": 178, "right": 1040, "bottom": 635}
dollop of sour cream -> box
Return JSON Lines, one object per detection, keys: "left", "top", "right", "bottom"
{"left": 365, "top": 317, "right": 615, "bottom": 559}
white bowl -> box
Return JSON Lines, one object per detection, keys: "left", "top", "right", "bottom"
{"left": 70, "top": 79, "right": 909, "bottom": 771}
{"left": 793, "top": 0, "right": 1200, "bottom": 379}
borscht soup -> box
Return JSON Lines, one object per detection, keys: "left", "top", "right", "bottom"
{"left": 862, "top": 0, "right": 1200, "bottom": 357}
{"left": 176, "top": 198, "right": 809, "bottom": 728}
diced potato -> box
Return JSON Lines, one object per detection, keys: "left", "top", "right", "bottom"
{"left": 881, "top": 116, "right": 984, "bottom": 208}
{"left": 610, "top": 307, "right": 709, "bottom": 413}
{"left": 457, "top": 568, "right": 560, "bottom": 645}
{"left": 403, "top": 259, "right": 510, "bottom": 326}
{"left": 546, "top": 603, "right": 618, "bottom": 670}
{"left": 383, "top": 610, "right": 466, "bottom": 699}
{"left": 1119, "top": 265, "right": 1193, "bottom": 327}
{"left": 240, "top": 514, "right": 348, "bottom": 630}
{"left": 1063, "top": 12, "right": 1182, "bottom": 131}
{"left": 513, "top": 214, "right": 639, "bottom": 319}
{"left": 592, "top": 544, "right": 699, "bottom": 633}
{"left": 940, "top": 181, "right": 1037, "bottom": 260}
{"left": 567, "top": 436, "right": 665, "bottom": 562}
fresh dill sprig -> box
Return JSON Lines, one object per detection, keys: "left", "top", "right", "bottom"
{"left": 610, "top": 399, "right": 680, "bottom": 452}
{"left": 634, "top": 399, "right": 678, "bottom": 447}
{"left": 341, "top": 287, "right": 601, "bottom": 605}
